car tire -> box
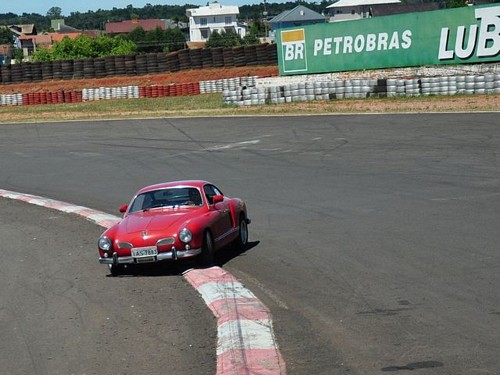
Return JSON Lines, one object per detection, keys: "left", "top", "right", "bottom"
{"left": 108, "top": 264, "right": 124, "bottom": 276}
{"left": 199, "top": 230, "right": 215, "bottom": 267}
{"left": 235, "top": 215, "right": 249, "bottom": 250}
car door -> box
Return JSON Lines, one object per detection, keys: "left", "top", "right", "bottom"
{"left": 203, "top": 184, "right": 233, "bottom": 247}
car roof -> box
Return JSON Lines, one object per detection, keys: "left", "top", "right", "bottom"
{"left": 136, "top": 180, "right": 211, "bottom": 194}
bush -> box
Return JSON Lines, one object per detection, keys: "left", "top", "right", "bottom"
{"left": 124, "top": 26, "right": 185, "bottom": 53}
{"left": 32, "top": 34, "right": 137, "bottom": 61}
{"left": 206, "top": 30, "right": 242, "bottom": 48}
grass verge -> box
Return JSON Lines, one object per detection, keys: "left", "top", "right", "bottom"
{"left": 0, "top": 93, "right": 499, "bottom": 124}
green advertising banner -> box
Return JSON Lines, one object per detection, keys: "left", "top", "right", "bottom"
{"left": 277, "top": 4, "right": 500, "bottom": 75}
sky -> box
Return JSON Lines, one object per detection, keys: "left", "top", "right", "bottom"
{"left": 0, "top": 0, "right": 254, "bottom": 17}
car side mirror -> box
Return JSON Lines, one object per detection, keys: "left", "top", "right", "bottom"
{"left": 119, "top": 204, "right": 128, "bottom": 213}
{"left": 212, "top": 195, "right": 224, "bottom": 204}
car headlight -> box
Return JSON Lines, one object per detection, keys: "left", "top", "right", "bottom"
{"left": 98, "top": 236, "right": 112, "bottom": 251}
{"left": 179, "top": 228, "right": 192, "bottom": 243}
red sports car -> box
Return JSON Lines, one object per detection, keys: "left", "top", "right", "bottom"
{"left": 98, "top": 180, "right": 250, "bottom": 276}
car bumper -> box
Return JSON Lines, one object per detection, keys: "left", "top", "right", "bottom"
{"left": 99, "top": 247, "right": 202, "bottom": 265}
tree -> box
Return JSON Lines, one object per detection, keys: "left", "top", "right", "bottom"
{"left": 31, "top": 47, "right": 52, "bottom": 61}
{"left": 127, "top": 26, "right": 147, "bottom": 44}
{"left": 164, "top": 27, "right": 186, "bottom": 52}
{"left": 46, "top": 6, "right": 62, "bottom": 19}
{"left": 109, "top": 36, "right": 137, "bottom": 55}
{"left": 123, "top": 26, "right": 185, "bottom": 53}
{"left": 13, "top": 47, "right": 24, "bottom": 63}
{"left": 0, "top": 27, "right": 13, "bottom": 44}
{"left": 206, "top": 30, "right": 243, "bottom": 48}
{"left": 447, "top": 0, "right": 467, "bottom": 7}
{"left": 248, "top": 20, "right": 267, "bottom": 38}
{"left": 206, "top": 30, "right": 224, "bottom": 48}
{"left": 242, "top": 33, "right": 259, "bottom": 46}
{"left": 145, "top": 26, "right": 166, "bottom": 51}
{"left": 31, "top": 34, "right": 137, "bottom": 61}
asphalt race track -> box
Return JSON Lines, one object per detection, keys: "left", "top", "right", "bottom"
{"left": 1, "top": 114, "right": 499, "bottom": 375}
{"left": 0, "top": 198, "right": 215, "bottom": 374}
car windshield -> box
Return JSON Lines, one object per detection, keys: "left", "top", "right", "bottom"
{"left": 129, "top": 187, "right": 203, "bottom": 213}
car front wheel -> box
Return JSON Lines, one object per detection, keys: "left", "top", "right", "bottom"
{"left": 108, "top": 264, "right": 124, "bottom": 276}
{"left": 199, "top": 231, "right": 214, "bottom": 267}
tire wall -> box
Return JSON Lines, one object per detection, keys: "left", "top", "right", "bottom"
{"left": 0, "top": 44, "right": 278, "bottom": 86}
{"left": 221, "top": 74, "right": 500, "bottom": 106}
{"left": 2, "top": 72, "right": 500, "bottom": 107}
{"left": 0, "top": 82, "right": 202, "bottom": 106}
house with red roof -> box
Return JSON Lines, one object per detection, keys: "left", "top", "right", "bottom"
{"left": 18, "top": 33, "right": 82, "bottom": 59}
{"left": 105, "top": 19, "right": 166, "bottom": 35}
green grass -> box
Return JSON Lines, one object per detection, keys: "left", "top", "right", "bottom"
{"left": 0, "top": 92, "right": 498, "bottom": 124}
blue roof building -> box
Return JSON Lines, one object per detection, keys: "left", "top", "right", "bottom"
{"left": 269, "top": 5, "right": 326, "bottom": 31}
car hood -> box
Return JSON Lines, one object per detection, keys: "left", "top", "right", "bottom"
{"left": 119, "top": 209, "right": 200, "bottom": 234}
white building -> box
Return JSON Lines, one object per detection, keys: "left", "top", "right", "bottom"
{"left": 186, "top": 2, "right": 246, "bottom": 43}
{"left": 327, "top": 0, "right": 401, "bottom": 22}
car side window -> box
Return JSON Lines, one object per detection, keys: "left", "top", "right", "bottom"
{"left": 204, "top": 184, "right": 223, "bottom": 204}
{"left": 204, "top": 185, "right": 215, "bottom": 204}
{"left": 129, "top": 193, "right": 147, "bottom": 212}
{"left": 212, "top": 185, "right": 223, "bottom": 196}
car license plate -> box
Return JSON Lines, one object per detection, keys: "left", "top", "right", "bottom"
{"left": 132, "top": 246, "right": 158, "bottom": 258}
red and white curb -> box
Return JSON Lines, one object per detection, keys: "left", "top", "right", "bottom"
{"left": 0, "top": 189, "right": 121, "bottom": 228}
{"left": 0, "top": 188, "right": 286, "bottom": 375}
{"left": 184, "top": 267, "right": 286, "bottom": 375}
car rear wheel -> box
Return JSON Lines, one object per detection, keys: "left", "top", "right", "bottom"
{"left": 235, "top": 216, "right": 248, "bottom": 249}
{"left": 199, "top": 231, "right": 214, "bottom": 267}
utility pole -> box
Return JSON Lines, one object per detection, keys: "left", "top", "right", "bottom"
{"left": 263, "top": 0, "right": 268, "bottom": 38}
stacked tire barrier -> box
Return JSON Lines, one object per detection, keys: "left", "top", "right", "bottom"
{"left": 0, "top": 93, "right": 22, "bottom": 106}
{"left": 386, "top": 74, "right": 500, "bottom": 97}
{"left": 199, "top": 76, "right": 258, "bottom": 94}
{"left": 83, "top": 83, "right": 200, "bottom": 101}
{"left": 0, "top": 91, "right": 77, "bottom": 106}
{"left": 82, "top": 86, "right": 140, "bottom": 101}
{"left": 138, "top": 82, "right": 200, "bottom": 98}
{"left": 223, "top": 74, "right": 500, "bottom": 106}
{"left": 0, "top": 44, "right": 278, "bottom": 86}
{"left": 223, "top": 79, "right": 385, "bottom": 105}
{"left": 0, "top": 82, "right": 201, "bottom": 107}
{"left": 21, "top": 91, "right": 71, "bottom": 105}
{"left": 2, "top": 73, "right": 499, "bottom": 108}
